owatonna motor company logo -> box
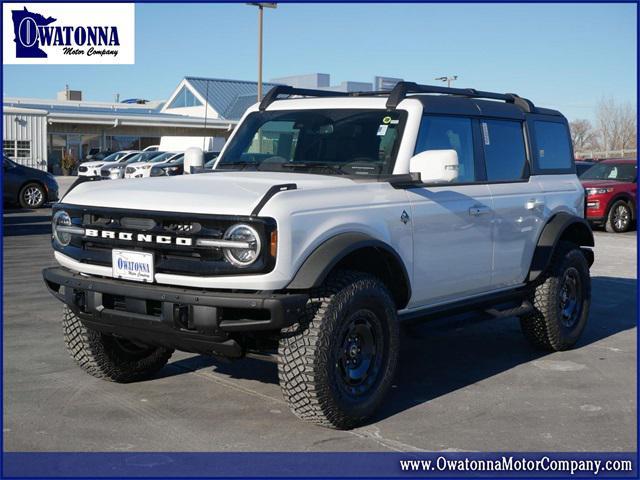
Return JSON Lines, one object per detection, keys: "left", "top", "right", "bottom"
{"left": 3, "top": 3, "right": 134, "bottom": 64}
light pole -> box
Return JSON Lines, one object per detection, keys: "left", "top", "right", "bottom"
{"left": 247, "top": 3, "right": 277, "bottom": 101}
{"left": 435, "top": 75, "right": 458, "bottom": 88}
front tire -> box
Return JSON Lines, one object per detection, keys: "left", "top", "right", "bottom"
{"left": 18, "top": 182, "right": 46, "bottom": 209}
{"left": 278, "top": 271, "right": 399, "bottom": 429}
{"left": 520, "top": 242, "right": 591, "bottom": 351}
{"left": 62, "top": 306, "right": 173, "bottom": 382}
{"left": 605, "top": 200, "right": 632, "bottom": 233}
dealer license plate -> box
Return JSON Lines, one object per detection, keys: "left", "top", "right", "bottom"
{"left": 112, "top": 249, "right": 154, "bottom": 283}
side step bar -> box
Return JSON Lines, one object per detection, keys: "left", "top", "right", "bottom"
{"left": 485, "top": 300, "right": 534, "bottom": 319}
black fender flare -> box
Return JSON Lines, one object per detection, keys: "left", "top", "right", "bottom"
{"left": 287, "top": 232, "right": 411, "bottom": 307}
{"left": 528, "top": 212, "right": 594, "bottom": 282}
{"left": 62, "top": 175, "right": 103, "bottom": 201}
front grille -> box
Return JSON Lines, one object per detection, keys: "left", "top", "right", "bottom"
{"left": 125, "top": 167, "right": 135, "bottom": 174}
{"left": 55, "top": 205, "right": 276, "bottom": 277}
{"left": 100, "top": 170, "right": 110, "bottom": 178}
{"left": 78, "top": 166, "right": 88, "bottom": 172}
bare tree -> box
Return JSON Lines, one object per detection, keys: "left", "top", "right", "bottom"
{"left": 569, "top": 119, "right": 599, "bottom": 152}
{"left": 596, "top": 97, "right": 637, "bottom": 153}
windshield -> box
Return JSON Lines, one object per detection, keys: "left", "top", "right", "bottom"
{"left": 125, "top": 151, "right": 165, "bottom": 164}
{"left": 101, "top": 151, "right": 131, "bottom": 163}
{"left": 148, "top": 152, "right": 178, "bottom": 164}
{"left": 580, "top": 162, "right": 637, "bottom": 182}
{"left": 216, "top": 109, "right": 407, "bottom": 176}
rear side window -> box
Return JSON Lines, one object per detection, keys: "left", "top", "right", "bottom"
{"left": 481, "top": 120, "right": 528, "bottom": 182}
{"left": 533, "top": 121, "right": 572, "bottom": 171}
{"left": 415, "top": 116, "right": 476, "bottom": 183}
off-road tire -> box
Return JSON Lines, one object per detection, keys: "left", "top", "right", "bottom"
{"left": 62, "top": 306, "right": 173, "bottom": 382}
{"left": 18, "top": 182, "right": 46, "bottom": 209}
{"left": 605, "top": 200, "right": 633, "bottom": 233}
{"left": 520, "top": 242, "right": 591, "bottom": 351}
{"left": 278, "top": 271, "right": 399, "bottom": 429}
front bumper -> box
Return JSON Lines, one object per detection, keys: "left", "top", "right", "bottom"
{"left": 43, "top": 267, "right": 308, "bottom": 357}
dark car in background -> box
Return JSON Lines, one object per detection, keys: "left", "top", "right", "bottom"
{"left": 580, "top": 159, "right": 637, "bottom": 233}
{"left": 576, "top": 160, "right": 596, "bottom": 177}
{"left": 84, "top": 149, "right": 114, "bottom": 162}
{"left": 3, "top": 157, "right": 59, "bottom": 208}
{"left": 150, "top": 151, "right": 219, "bottom": 177}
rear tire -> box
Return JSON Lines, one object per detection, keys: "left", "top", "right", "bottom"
{"left": 520, "top": 242, "right": 591, "bottom": 351}
{"left": 62, "top": 306, "right": 173, "bottom": 382}
{"left": 605, "top": 200, "right": 632, "bottom": 233}
{"left": 278, "top": 271, "right": 399, "bottom": 429}
{"left": 18, "top": 182, "right": 46, "bottom": 209}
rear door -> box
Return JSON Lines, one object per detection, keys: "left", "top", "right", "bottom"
{"left": 407, "top": 115, "right": 494, "bottom": 307}
{"left": 481, "top": 118, "right": 544, "bottom": 288}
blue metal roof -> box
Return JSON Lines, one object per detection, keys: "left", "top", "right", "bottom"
{"left": 2, "top": 100, "right": 179, "bottom": 118}
{"left": 185, "top": 77, "right": 281, "bottom": 120}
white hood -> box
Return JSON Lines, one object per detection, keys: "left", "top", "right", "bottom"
{"left": 125, "top": 161, "right": 150, "bottom": 169}
{"left": 100, "top": 161, "right": 124, "bottom": 170}
{"left": 81, "top": 160, "right": 107, "bottom": 168}
{"left": 62, "top": 171, "right": 356, "bottom": 216}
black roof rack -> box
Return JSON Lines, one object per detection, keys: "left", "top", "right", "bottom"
{"left": 259, "top": 82, "right": 535, "bottom": 113}
{"left": 259, "top": 85, "right": 389, "bottom": 111}
{"left": 385, "top": 81, "right": 534, "bottom": 112}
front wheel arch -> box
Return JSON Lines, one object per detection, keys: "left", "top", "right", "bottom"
{"left": 287, "top": 233, "right": 411, "bottom": 310}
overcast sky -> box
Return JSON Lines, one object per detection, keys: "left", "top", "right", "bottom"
{"left": 3, "top": 2, "right": 636, "bottom": 122}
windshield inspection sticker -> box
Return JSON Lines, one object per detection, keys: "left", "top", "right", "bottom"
{"left": 377, "top": 124, "right": 389, "bottom": 136}
{"left": 481, "top": 122, "right": 490, "bottom": 145}
{"left": 382, "top": 116, "right": 392, "bottom": 124}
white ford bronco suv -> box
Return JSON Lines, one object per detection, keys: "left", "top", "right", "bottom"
{"left": 43, "top": 82, "right": 594, "bottom": 429}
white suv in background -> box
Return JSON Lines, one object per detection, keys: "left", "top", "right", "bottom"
{"left": 124, "top": 152, "right": 183, "bottom": 179}
{"left": 77, "top": 151, "right": 139, "bottom": 177}
{"left": 44, "top": 82, "right": 594, "bottom": 430}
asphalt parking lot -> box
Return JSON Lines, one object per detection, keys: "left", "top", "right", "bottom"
{"left": 3, "top": 194, "right": 637, "bottom": 452}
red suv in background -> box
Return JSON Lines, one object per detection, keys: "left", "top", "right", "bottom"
{"left": 580, "top": 159, "right": 637, "bottom": 233}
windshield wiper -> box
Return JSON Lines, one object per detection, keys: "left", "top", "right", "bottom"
{"left": 279, "top": 163, "right": 347, "bottom": 174}
{"left": 217, "top": 161, "right": 258, "bottom": 171}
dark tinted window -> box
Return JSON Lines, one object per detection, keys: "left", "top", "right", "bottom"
{"left": 482, "top": 120, "right": 527, "bottom": 182}
{"left": 580, "top": 162, "right": 637, "bottom": 182}
{"left": 415, "top": 116, "right": 476, "bottom": 183}
{"left": 576, "top": 162, "right": 594, "bottom": 177}
{"left": 533, "top": 121, "right": 572, "bottom": 170}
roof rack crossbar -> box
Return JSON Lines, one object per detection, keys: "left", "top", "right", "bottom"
{"left": 259, "top": 86, "right": 349, "bottom": 111}
{"left": 259, "top": 86, "right": 395, "bottom": 111}
{"left": 385, "top": 82, "right": 534, "bottom": 112}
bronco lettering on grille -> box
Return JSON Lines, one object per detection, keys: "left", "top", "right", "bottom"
{"left": 85, "top": 228, "right": 193, "bottom": 246}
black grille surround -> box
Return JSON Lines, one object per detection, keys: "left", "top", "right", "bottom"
{"left": 53, "top": 203, "right": 277, "bottom": 277}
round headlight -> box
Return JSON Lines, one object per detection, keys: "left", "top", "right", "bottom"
{"left": 223, "top": 224, "right": 261, "bottom": 267}
{"left": 52, "top": 210, "right": 72, "bottom": 246}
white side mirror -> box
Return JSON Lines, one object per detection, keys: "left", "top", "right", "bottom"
{"left": 184, "top": 147, "right": 204, "bottom": 174}
{"left": 409, "top": 149, "right": 459, "bottom": 183}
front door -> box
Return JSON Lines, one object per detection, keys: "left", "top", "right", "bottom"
{"left": 407, "top": 115, "right": 494, "bottom": 308}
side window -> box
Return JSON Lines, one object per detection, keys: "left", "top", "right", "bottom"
{"left": 481, "top": 120, "right": 528, "bottom": 182}
{"left": 415, "top": 116, "right": 476, "bottom": 183}
{"left": 533, "top": 121, "right": 572, "bottom": 171}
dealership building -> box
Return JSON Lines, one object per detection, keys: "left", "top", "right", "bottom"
{"left": 3, "top": 74, "right": 399, "bottom": 173}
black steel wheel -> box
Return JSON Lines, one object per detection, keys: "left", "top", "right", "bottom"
{"left": 558, "top": 267, "right": 583, "bottom": 329}
{"left": 520, "top": 242, "right": 591, "bottom": 351}
{"left": 62, "top": 306, "right": 173, "bottom": 382}
{"left": 279, "top": 271, "right": 399, "bottom": 429}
